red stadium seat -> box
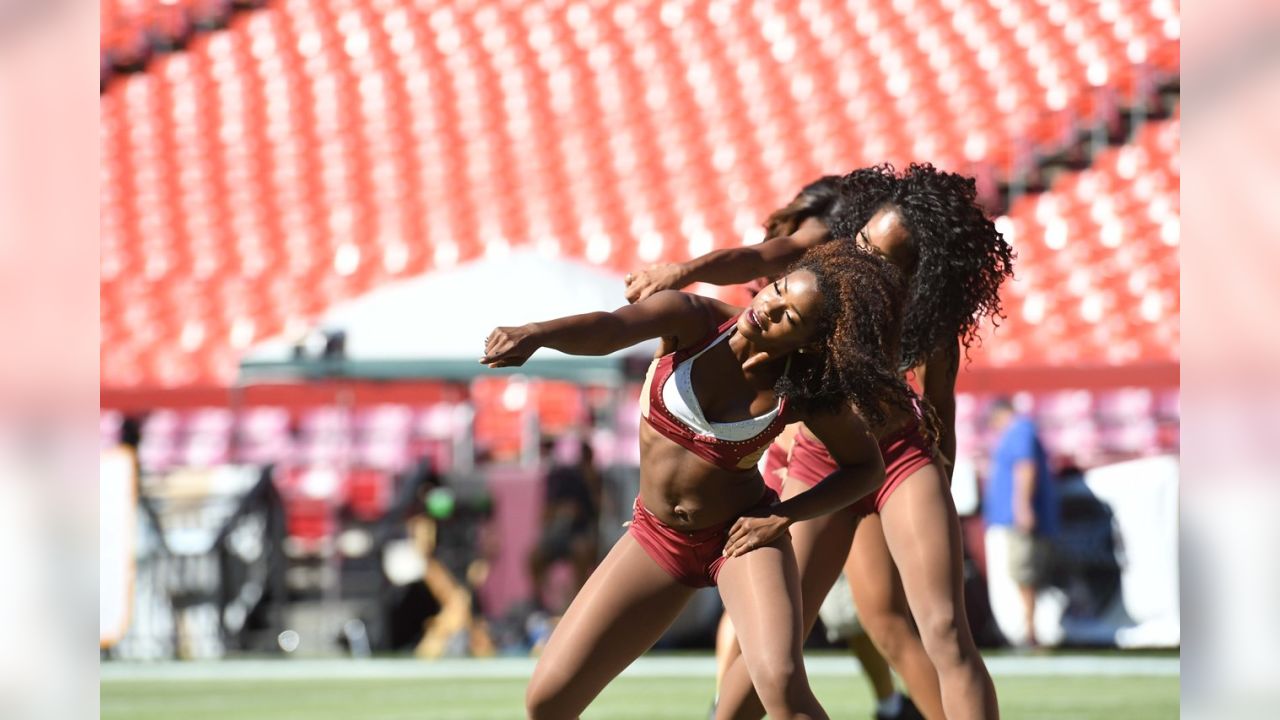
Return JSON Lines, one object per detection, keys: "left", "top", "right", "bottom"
{"left": 101, "top": 0, "right": 1179, "bottom": 387}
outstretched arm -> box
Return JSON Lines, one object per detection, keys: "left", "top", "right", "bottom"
{"left": 623, "top": 218, "right": 830, "bottom": 303}
{"left": 480, "top": 290, "right": 711, "bottom": 368}
{"left": 723, "top": 403, "right": 885, "bottom": 557}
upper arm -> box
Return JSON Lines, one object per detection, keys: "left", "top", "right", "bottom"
{"left": 602, "top": 290, "right": 713, "bottom": 351}
{"left": 918, "top": 339, "right": 960, "bottom": 412}
{"left": 799, "top": 404, "right": 884, "bottom": 473}
{"left": 752, "top": 232, "right": 826, "bottom": 275}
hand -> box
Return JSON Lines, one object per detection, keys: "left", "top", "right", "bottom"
{"left": 624, "top": 263, "right": 686, "bottom": 303}
{"left": 722, "top": 507, "right": 791, "bottom": 558}
{"left": 480, "top": 325, "right": 539, "bottom": 368}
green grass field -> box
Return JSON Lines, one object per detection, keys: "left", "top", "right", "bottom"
{"left": 101, "top": 655, "right": 1179, "bottom": 719}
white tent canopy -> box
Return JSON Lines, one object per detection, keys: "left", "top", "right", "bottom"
{"left": 238, "top": 250, "right": 658, "bottom": 384}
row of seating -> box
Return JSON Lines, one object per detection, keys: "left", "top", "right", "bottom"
{"left": 101, "top": 0, "right": 1179, "bottom": 388}
{"left": 988, "top": 115, "right": 1179, "bottom": 366}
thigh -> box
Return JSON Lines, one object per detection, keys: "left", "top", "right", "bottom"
{"left": 845, "top": 513, "right": 911, "bottom": 622}
{"left": 528, "top": 532, "right": 695, "bottom": 715}
{"left": 716, "top": 535, "right": 806, "bottom": 676}
{"left": 876, "top": 463, "right": 967, "bottom": 626}
{"left": 781, "top": 477, "right": 858, "bottom": 630}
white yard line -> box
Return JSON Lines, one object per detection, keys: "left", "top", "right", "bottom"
{"left": 102, "top": 654, "right": 1179, "bottom": 682}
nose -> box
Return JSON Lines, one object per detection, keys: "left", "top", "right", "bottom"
{"left": 763, "top": 293, "right": 787, "bottom": 321}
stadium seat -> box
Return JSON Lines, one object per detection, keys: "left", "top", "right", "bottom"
{"left": 101, "top": 0, "right": 1179, "bottom": 387}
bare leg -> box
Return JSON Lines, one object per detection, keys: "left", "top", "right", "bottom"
{"left": 717, "top": 534, "right": 827, "bottom": 720}
{"left": 879, "top": 464, "right": 999, "bottom": 719}
{"left": 716, "top": 484, "right": 856, "bottom": 720}
{"left": 417, "top": 561, "right": 470, "bottom": 659}
{"left": 848, "top": 631, "right": 896, "bottom": 701}
{"left": 846, "top": 513, "right": 945, "bottom": 719}
{"left": 714, "top": 612, "right": 738, "bottom": 696}
{"left": 525, "top": 533, "right": 695, "bottom": 719}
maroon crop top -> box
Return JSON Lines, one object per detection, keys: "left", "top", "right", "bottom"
{"left": 639, "top": 313, "right": 790, "bottom": 472}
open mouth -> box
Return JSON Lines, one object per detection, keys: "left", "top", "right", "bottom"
{"left": 748, "top": 309, "right": 763, "bottom": 330}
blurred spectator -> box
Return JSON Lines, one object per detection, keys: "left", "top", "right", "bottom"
{"left": 119, "top": 414, "right": 169, "bottom": 552}
{"left": 378, "top": 459, "right": 495, "bottom": 657}
{"left": 984, "top": 397, "right": 1060, "bottom": 647}
{"left": 528, "top": 437, "right": 601, "bottom": 613}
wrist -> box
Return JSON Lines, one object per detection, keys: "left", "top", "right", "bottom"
{"left": 770, "top": 500, "right": 799, "bottom": 526}
{"left": 671, "top": 261, "right": 696, "bottom": 288}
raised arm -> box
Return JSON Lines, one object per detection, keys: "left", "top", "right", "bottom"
{"left": 623, "top": 217, "right": 830, "bottom": 303}
{"left": 481, "top": 290, "right": 711, "bottom": 368}
{"left": 722, "top": 403, "right": 885, "bottom": 557}
{"left": 915, "top": 338, "right": 960, "bottom": 478}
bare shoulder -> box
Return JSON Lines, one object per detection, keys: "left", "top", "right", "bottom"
{"left": 701, "top": 296, "right": 745, "bottom": 324}
{"left": 642, "top": 290, "right": 731, "bottom": 352}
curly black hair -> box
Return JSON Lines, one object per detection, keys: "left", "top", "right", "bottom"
{"left": 827, "top": 164, "right": 1015, "bottom": 369}
{"left": 761, "top": 175, "right": 845, "bottom": 239}
{"left": 773, "top": 242, "right": 921, "bottom": 432}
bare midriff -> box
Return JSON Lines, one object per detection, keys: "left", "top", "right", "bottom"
{"left": 637, "top": 423, "right": 769, "bottom": 532}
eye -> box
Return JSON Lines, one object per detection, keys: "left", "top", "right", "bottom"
{"left": 772, "top": 280, "right": 781, "bottom": 294}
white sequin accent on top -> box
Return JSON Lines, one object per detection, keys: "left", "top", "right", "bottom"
{"left": 660, "top": 323, "right": 785, "bottom": 441}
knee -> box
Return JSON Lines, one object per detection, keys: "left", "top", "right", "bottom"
{"left": 525, "top": 675, "right": 570, "bottom": 720}
{"left": 917, "top": 608, "right": 966, "bottom": 668}
{"left": 525, "top": 698, "right": 554, "bottom": 720}
{"left": 859, "top": 610, "right": 915, "bottom": 662}
{"left": 751, "top": 655, "right": 809, "bottom": 712}
{"left": 525, "top": 693, "right": 565, "bottom": 720}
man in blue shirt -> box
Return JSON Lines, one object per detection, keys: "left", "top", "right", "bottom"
{"left": 984, "top": 397, "right": 1058, "bottom": 647}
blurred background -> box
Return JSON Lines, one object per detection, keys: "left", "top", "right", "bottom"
{"left": 98, "top": 0, "right": 1181, "bottom": 716}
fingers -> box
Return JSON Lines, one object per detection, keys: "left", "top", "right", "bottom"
{"left": 723, "top": 521, "right": 756, "bottom": 558}
{"left": 480, "top": 331, "right": 502, "bottom": 364}
{"left": 727, "top": 535, "right": 747, "bottom": 558}
{"left": 627, "top": 285, "right": 653, "bottom": 304}
{"left": 723, "top": 535, "right": 756, "bottom": 558}
{"left": 480, "top": 328, "right": 527, "bottom": 367}
{"left": 623, "top": 272, "right": 644, "bottom": 304}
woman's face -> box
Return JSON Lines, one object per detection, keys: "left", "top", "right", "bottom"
{"left": 855, "top": 206, "right": 915, "bottom": 274}
{"left": 738, "top": 268, "right": 824, "bottom": 352}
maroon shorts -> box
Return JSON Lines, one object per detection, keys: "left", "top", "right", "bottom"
{"left": 628, "top": 488, "right": 781, "bottom": 588}
{"left": 761, "top": 441, "right": 790, "bottom": 496}
{"left": 786, "top": 422, "right": 936, "bottom": 516}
